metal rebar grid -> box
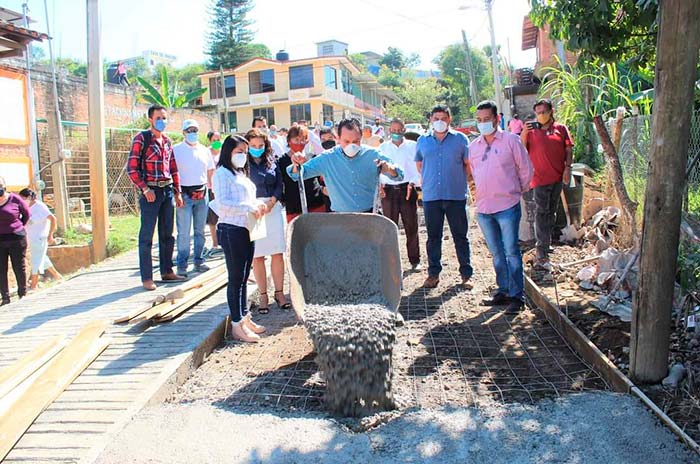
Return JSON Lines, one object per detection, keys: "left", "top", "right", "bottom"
{"left": 174, "top": 267, "right": 609, "bottom": 412}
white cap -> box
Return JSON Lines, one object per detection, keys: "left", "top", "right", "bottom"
{"left": 182, "top": 119, "right": 199, "bottom": 131}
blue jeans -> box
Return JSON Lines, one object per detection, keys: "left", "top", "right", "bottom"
{"left": 477, "top": 202, "right": 524, "bottom": 300}
{"left": 138, "top": 186, "right": 175, "bottom": 281}
{"left": 217, "top": 223, "right": 255, "bottom": 323}
{"left": 176, "top": 191, "right": 208, "bottom": 271}
{"left": 423, "top": 200, "right": 473, "bottom": 279}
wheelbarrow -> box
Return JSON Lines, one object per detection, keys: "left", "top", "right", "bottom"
{"left": 287, "top": 163, "right": 402, "bottom": 321}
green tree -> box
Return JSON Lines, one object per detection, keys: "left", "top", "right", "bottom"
{"left": 434, "top": 44, "right": 494, "bottom": 121}
{"left": 136, "top": 67, "right": 207, "bottom": 108}
{"left": 348, "top": 53, "right": 368, "bottom": 72}
{"left": 206, "top": 0, "right": 270, "bottom": 69}
{"left": 151, "top": 63, "right": 207, "bottom": 96}
{"left": 529, "top": 0, "right": 658, "bottom": 69}
{"left": 386, "top": 78, "right": 446, "bottom": 123}
{"left": 377, "top": 65, "right": 401, "bottom": 88}
{"left": 380, "top": 47, "right": 420, "bottom": 72}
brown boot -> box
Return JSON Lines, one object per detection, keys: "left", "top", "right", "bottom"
{"left": 422, "top": 275, "right": 440, "bottom": 288}
{"left": 161, "top": 272, "right": 186, "bottom": 282}
{"left": 142, "top": 280, "right": 157, "bottom": 291}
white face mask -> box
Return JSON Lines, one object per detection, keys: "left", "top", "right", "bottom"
{"left": 232, "top": 152, "right": 247, "bottom": 168}
{"left": 477, "top": 121, "right": 496, "bottom": 136}
{"left": 432, "top": 120, "right": 448, "bottom": 133}
{"left": 343, "top": 143, "right": 361, "bottom": 158}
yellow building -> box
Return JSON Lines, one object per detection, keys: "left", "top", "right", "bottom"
{"left": 199, "top": 54, "right": 395, "bottom": 133}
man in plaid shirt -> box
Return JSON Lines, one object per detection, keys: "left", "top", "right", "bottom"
{"left": 127, "top": 105, "right": 185, "bottom": 290}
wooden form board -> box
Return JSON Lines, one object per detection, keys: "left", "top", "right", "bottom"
{"left": 0, "top": 320, "right": 109, "bottom": 460}
{"left": 115, "top": 265, "right": 226, "bottom": 324}
{"left": 157, "top": 274, "right": 229, "bottom": 322}
{"left": 0, "top": 336, "right": 66, "bottom": 399}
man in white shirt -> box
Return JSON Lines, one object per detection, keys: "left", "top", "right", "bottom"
{"left": 379, "top": 118, "right": 422, "bottom": 270}
{"left": 173, "top": 119, "right": 215, "bottom": 276}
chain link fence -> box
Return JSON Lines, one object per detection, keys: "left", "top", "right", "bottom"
{"left": 37, "top": 122, "right": 185, "bottom": 218}
{"left": 606, "top": 109, "right": 700, "bottom": 207}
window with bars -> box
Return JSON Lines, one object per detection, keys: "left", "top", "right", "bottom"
{"left": 322, "top": 104, "right": 334, "bottom": 125}
{"left": 289, "top": 64, "right": 314, "bottom": 89}
{"left": 253, "top": 107, "right": 275, "bottom": 126}
{"left": 290, "top": 104, "right": 312, "bottom": 124}
{"left": 209, "top": 76, "right": 236, "bottom": 99}
{"left": 249, "top": 69, "right": 275, "bottom": 94}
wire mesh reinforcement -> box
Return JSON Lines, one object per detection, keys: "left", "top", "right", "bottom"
{"left": 174, "top": 270, "right": 609, "bottom": 412}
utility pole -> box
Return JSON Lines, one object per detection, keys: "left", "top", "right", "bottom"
{"left": 21, "top": 3, "right": 41, "bottom": 199}
{"left": 484, "top": 0, "right": 502, "bottom": 111}
{"left": 460, "top": 30, "right": 479, "bottom": 108}
{"left": 630, "top": 0, "right": 700, "bottom": 383}
{"left": 86, "top": 0, "right": 109, "bottom": 262}
{"left": 42, "top": 0, "right": 70, "bottom": 231}
{"left": 219, "top": 66, "right": 229, "bottom": 133}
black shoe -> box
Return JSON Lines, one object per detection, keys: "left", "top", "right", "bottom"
{"left": 1, "top": 298, "right": 10, "bottom": 306}
{"left": 481, "top": 292, "right": 509, "bottom": 306}
{"left": 505, "top": 298, "right": 524, "bottom": 314}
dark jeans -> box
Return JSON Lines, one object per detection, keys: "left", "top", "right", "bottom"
{"left": 477, "top": 203, "right": 524, "bottom": 300}
{"left": 217, "top": 223, "right": 255, "bottom": 323}
{"left": 138, "top": 186, "right": 175, "bottom": 281}
{"left": 382, "top": 183, "right": 420, "bottom": 265}
{"left": 0, "top": 234, "right": 27, "bottom": 301}
{"left": 423, "top": 200, "right": 473, "bottom": 279}
{"left": 534, "top": 182, "right": 563, "bottom": 260}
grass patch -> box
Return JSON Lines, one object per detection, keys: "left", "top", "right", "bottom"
{"left": 57, "top": 215, "right": 140, "bottom": 257}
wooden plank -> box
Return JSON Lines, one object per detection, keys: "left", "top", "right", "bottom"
{"left": 157, "top": 274, "right": 228, "bottom": 322}
{"left": 0, "top": 321, "right": 109, "bottom": 461}
{"left": 524, "top": 275, "right": 634, "bottom": 393}
{"left": 0, "top": 337, "right": 66, "bottom": 399}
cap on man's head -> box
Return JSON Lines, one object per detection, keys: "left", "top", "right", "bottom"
{"left": 182, "top": 119, "right": 199, "bottom": 131}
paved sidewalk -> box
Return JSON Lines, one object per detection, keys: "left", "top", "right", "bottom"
{"left": 0, "top": 248, "right": 231, "bottom": 464}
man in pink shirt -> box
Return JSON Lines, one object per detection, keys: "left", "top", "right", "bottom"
{"left": 468, "top": 101, "right": 533, "bottom": 313}
{"left": 508, "top": 114, "right": 524, "bottom": 135}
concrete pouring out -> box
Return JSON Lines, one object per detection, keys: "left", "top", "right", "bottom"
{"left": 304, "top": 304, "right": 397, "bottom": 417}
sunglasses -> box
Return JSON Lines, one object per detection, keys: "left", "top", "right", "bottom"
{"left": 184, "top": 128, "right": 199, "bottom": 134}
{"left": 482, "top": 144, "right": 493, "bottom": 162}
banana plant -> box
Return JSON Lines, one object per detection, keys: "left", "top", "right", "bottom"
{"left": 136, "top": 67, "right": 207, "bottom": 108}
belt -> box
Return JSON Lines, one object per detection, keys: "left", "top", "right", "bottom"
{"left": 146, "top": 180, "right": 173, "bottom": 188}
{"left": 384, "top": 182, "right": 410, "bottom": 190}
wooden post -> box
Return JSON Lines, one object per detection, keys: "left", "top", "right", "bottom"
{"left": 630, "top": 0, "right": 700, "bottom": 383}
{"left": 45, "top": 113, "right": 69, "bottom": 231}
{"left": 86, "top": 0, "right": 108, "bottom": 262}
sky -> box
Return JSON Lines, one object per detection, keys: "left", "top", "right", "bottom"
{"left": 6, "top": 0, "right": 535, "bottom": 71}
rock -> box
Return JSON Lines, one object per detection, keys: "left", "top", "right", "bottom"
{"left": 662, "top": 363, "right": 687, "bottom": 389}
{"left": 577, "top": 265, "right": 597, "bottom": 282}
{"left": 75, "top": 223, "right": 92, "bottom": 234}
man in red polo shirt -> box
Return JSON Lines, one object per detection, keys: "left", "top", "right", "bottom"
{"left": 521, "top": 99, "right": 573, "bottom": 267}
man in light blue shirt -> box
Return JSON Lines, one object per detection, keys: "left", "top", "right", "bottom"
{"left": 416, "top": 105, "right": 473, "bottom": 289}
{"left": 287, "top": 118, "right": 403, "bottom": 213}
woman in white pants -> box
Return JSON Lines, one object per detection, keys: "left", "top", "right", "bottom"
{"left": 18, "top": 188, "right": 62, "bottom": 290}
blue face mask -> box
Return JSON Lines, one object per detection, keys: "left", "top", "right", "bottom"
{"left": 249, "top": 146, "right": 265, "bottom": 158}
{"left": 390, "top": 133, "right": 403, "bottom": 142}
{"left": 477, "top": 121, "right": 496, "bottom": 136}
{"left": 185, "top": 132, "right": 198, "bottom": 144}
{"left": 154, "top": 119, "right": 167, "bottom": 132}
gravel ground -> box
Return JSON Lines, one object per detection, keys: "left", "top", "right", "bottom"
{"left": 94, "top": 211, "right": 699, "bottom": 463}
{"left": 95, "top": 392, "right": 697, "bottom": 464}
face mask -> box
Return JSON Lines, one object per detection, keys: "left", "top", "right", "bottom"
{"left": 249, "top": 146, "right": 265, "bottom": 158}
{"left": 343, "top": 143, "right": 361, "bottom": 158}
{"left": 232, "top": 152, "right": 247, "bottom": 168}
{"left": 477, "top": 122, "right": 496, "bottom": 136}
{"left": 154, "top": 119, "right": 167, "bottom": 132}
{"left": 211, "top": 140, "right": 222, "bottom": 150}
{"left": 0, "top": 188, "right": 5, "bottom": 197}
{"left": 269, "top": 130, "right": 277, "bottom": 137}
{"left": 432, "top": 120, "right": 448, "bottom": 133}
{"left": 185, "top": 133, "right": 199, "bottom": 144}
{"left": 536, "top": 113, "right": 551, "bottom": 125}
{"left": 321, "top": 140, "right": 336, "bottom": 150}
{"left": 390, "top": 133, "right": 403, "bottom": 142}
{"left": 289, "top": 142, "right": 306, "bottom": 153}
